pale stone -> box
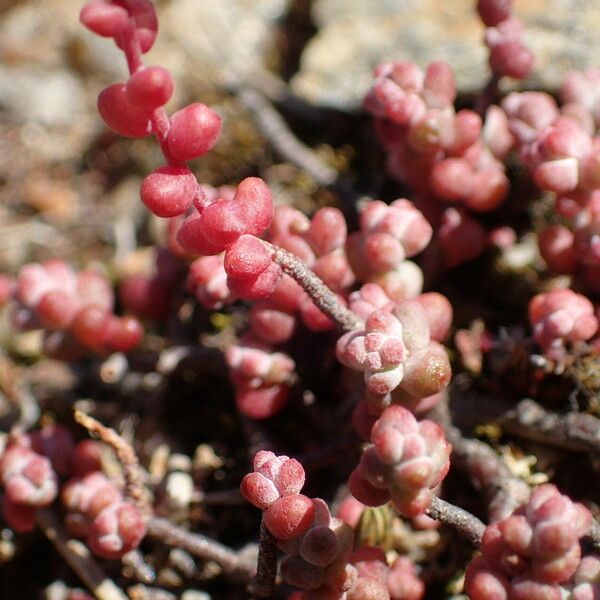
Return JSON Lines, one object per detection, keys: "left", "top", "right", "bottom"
{"left": 292, "top": 0, "right": 600, "bottom": 111}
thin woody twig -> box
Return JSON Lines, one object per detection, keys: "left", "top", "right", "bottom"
{"left": 248, "top": 518, "right": 278, "bottom": 598}
{"left": 223, "top": 78, "right": 362, "bottom": 227}
{"left": 426, "top": 496, "right": 486, "bottom": 546}
{"left": 496, "top": 398, "right": 600, "bottom": 454}
{"left": 233, "top": 84, "right": 339, "bottom": 187}
{"left": 447, "top": 386, "right": 600, "bottom": 455}
{"left": 437, "top": 392, "right": 600, "bottom": 548}
{"left": 35, "top": 508, "right": 128, "bottom": 600}
{"left": 145, "top": 516, "right": 255, "bottom": 583}
{"left": 266, "top": 242, "right": 363, "bottom": 332}
{"left": 446, "top": 423, "right": 531, "bottom": 522}
{"left": 237, "top": 67, "right": 329, "bottom": 125}
{"left": 432, "top": 393, "right": 531, "bottom": 521}
{"left": 73, "top": 410, "right": 148, "bottom": 514}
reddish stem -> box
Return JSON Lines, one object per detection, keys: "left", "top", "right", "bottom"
{"left": 120, "top": 16, "right": 181, "bottom": 167}
{"left": 120, "top": 21, "right": 144, "bottom": 74}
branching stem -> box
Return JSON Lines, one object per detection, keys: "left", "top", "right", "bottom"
{"left": 248, "top": 518, "right": 278, "bottom": 598}
{"left": 145, "top": 517, "right": 255, "bottom": 583}
{"left": 266, "top": 242, "right": 363, "bottom": 332}
{"left": 74, "top": 410, "right": 148, "bottom": 514}
{"left": 426, "top": 496, "right": 486, "bottom": 546}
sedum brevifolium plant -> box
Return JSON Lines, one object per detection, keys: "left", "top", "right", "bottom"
{"left": 0, "top": 0, "right": 598, "bottom": 598}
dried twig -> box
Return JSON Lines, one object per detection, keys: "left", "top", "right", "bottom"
{"left": 426, "top": 496, "right": 486, "bottom": 546}
{"left": 248, "top": 519, "right": 278, "bottom": 598}
{"left": 447, "top": 425, "right": 531, "bottom": 521}
{"left": 236, "top": 67, "right": 329, "bottom": 125}
{"left": 232, "top": 84, "right": 339, "bottom": 187}
{"left": 432, "top": 393, "right": 531, "bottom": 521}
{"left": 36, "top": 508, "right": 128, "bottom": 600}
{"left": 266, "top": 242, "right": 363, "bottom": 332}
{"left": 448, "top": 385, "right": 600, "bottom": 455}
{"left": 496, "top": 398, "right": 600, "bottom": 454}
{"left": 73, "top": 410, "right": 148, "bottom": 514}
{"left": 438, "top": 390, "right": 600, "bottom": 548}
{"left": 224, "top": 78, "right": 362, "bottom": 226}
{"left": 145, "top": 516, "right": 255, "bottom": 583}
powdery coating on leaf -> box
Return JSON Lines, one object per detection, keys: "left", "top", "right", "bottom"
{"left": 97, "top": 83, "right": 153, "bottom": 138}
{"left": 187, "top": 254, "right": 232, "bottom": 309}
{"left": 561, "top": 68, "right": 600, "bottom": 128}
{"left": 364, "top": 61, "right": 427, "bottom": 125}
{"left": 465, "top": 484, "right": 594, "bottom": 600}
{"left": 177, "top": 177, "right": 273, "bottom": 256}
{"left": 363, "top": 60, "right": 509, "bottom": 216}
{"left": 140, "top": 166, "right": 198, "bottom": 218}
{"left": 349, "top": 283, "right": 396, "bottom": 320}
{"left": 359, "top": 200, "right": 433, "bottom": 260}
{"left": 225, "top": 335, "right": 295, "bottom": 389}
{"left": 249, "top": 302, "right": 297, "bottom": 344}
{"left": 126, "top": 66, "right": 174, "bottom": 110}
{"left": 166, "top": 103, "right": 222, "bottom": 162}
{"left": 502, "top": 92, "right": 559, "bottom": 144}
{"left": 10, "top": 259, "right": 141, "bottom": 356}
{"left": 87, "top": 500, "right": 146, "bottom": 559}
{"left": 337, "top": 299, "right": 451, "bottom": 399}
{"left": 484, "top": 17, "right": 534, "bottom": 80}
{"left": 336, "top": 310, "right": 406, "bottom": 395}
{"left": 264, "top": 494, "right": 315, "bottom": 540}
{"left": 351, "top": 406, "right": 451, "bottom": 517}
{"left": 0, "top": 445, "right": 59, "bottom": 507}
{"left": 529, "top": 288, "right": 598, "bottom": 354}
{"left": 241, "top": 451, "right": 306, "bottom": 509}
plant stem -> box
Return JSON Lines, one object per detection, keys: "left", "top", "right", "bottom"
{"left": 145, "top": 517, "right": 255, "bottom": 582}
{"left": 426, "top": 496, "right": 486, "bottom": 546}
{"left": 266, "top": 242, "right": 363, "bottom": 332}
{"left": 248, "top": 518, "right": 278, "bottom": 598}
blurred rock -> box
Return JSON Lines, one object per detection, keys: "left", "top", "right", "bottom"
{"left": 21, "top": 174, "right": 78, "bottom": 224}
{"left": 165, "top": 471, "right": 194, "bottom": 510}
{"left": 292, "top": 0, "right": 600, "bottom": 111}
{"left": 181, "top": 592, "right": 211, "bottom": 600}
{"left": 156, "top": 0, "right": 289, "bottom": 93}
{"left": 0, "top": 0, "right": 289, "bottom": 135}
{"left": 0, "top": 67, "right": 86, "bottom": 127}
